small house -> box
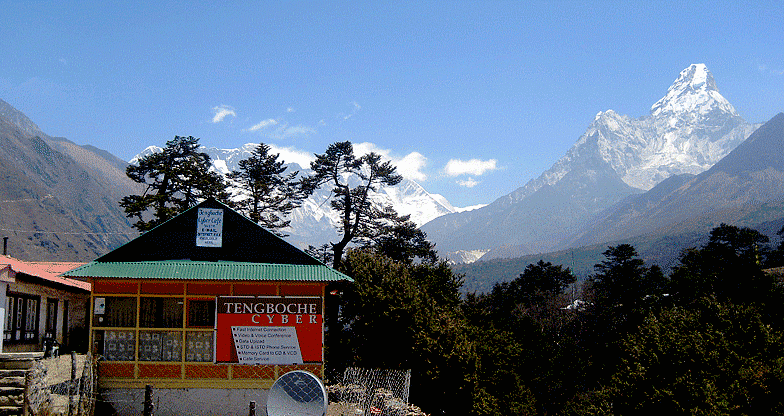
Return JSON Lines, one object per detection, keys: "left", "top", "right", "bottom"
{"left": 0, "top": 253, "right": 89, "bottom": 354}
{"left": 63, "top": 198, "right": 352, "bottom": 415}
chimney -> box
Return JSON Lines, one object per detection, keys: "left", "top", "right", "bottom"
{"left": 3, "top": 237, "right": 7, "bottom": 256}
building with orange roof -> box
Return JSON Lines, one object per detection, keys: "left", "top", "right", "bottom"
{"left": 0, "top": 253, "right": 89, "bottom": 353}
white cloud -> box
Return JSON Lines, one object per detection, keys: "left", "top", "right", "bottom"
{"left": 353, "top": 142, "right": 428, "bottom": 181}
{"left": 396, "top": 152, "right": 428, "bottom": 181}
{"left": 457, "top": 178, "right": 480, "bottom": 188}
{"left": 245, "top": 118, "right": 278, "bottom": 132}
{"left": 287, "top": 107, "right": 295, "bottom": 113}
{"left": 341, "top": 101, "right": 362, "bottom": 120}
{"left": 279, "top": 125, "right": 316, "bottom": 138}
{"left": 444, "top": 158, "right": 498, "bottom": 177}
{"left": 212, "top": 105, "right": 236, "bottom": 123}
{"left": 758, "top": 63, "right": 784, "bottom": 76}
{"left": 266, "top": 143, "right": 315, "bottom": 168}
{"left": 352, "top": 142, "right": 387, "bottom": 157}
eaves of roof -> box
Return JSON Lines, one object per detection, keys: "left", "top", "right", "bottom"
{"left": 0, "top": 255, "right": 90, "bottom": 291}
{"left": 61, "top": 260, "right": 354, "bottom": 282}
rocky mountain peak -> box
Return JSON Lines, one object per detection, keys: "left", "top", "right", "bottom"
{"left": 422, "top": 64, "right": 759, "bottom": 258}
{"left": 650, "top": 63, "right": 738, "bottom": 120}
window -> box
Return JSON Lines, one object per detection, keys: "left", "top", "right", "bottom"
{"left": 4, "top": 297, "right": 13, "bottom": 342}
{"left": 140, "top": 297, "right": 183, "bottom": 328}
{"left": 92, "top": 293, "right": 217, "bottom": 363}
{"left": 45, "top": 299, "right": 58, "bottom": 340}
{"left": 103, "top": 330, "right": 135, "bottom": 361}
{"left": 187, "top": 299, "right": 215, "bottom": 327}
{"left": 94, "top": 297, "right": 136, "bottom": 327}
{"left": 62, "top": 301, "right": 69, "bottom": 350}
{"left": 4, "top": 294, "right": 40, "bottom": 343}
{"left": 139, "top": 331, "right": 181, "bottom": 361}
{"left": 185, "top": 331, "right": 213, "bottom": 362}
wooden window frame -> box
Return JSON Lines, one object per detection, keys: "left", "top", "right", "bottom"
{"left": 44, "top": 298, "right": 58, "bottom": 341}
{"left": 4, "top": 293, "right": 41, "bottom": 344}
{"left": 186, "top": 298, "right": 216, "bottom": 328}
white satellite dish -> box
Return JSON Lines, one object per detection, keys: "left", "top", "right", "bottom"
{"left": 267, "top": 370, "right": 328, "bottom": 416}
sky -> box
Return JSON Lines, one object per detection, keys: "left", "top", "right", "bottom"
{"left": 1, "top": 1, "right": 782, "bottom": 208}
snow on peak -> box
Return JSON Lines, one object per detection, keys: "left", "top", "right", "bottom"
{"left": 679, "top": 64, "right": 711, "bottom": 88}
{"left": 650, "top": 63, "right": 737, "bottom": 118}
{"left": 128, "top": 145, "right": 163, "bottom": 165}
{"left": 129, "top": 144, "right": 457, "bottom": 248}
{"left": 510, "top": 64, "right": 755, "bottom": 195}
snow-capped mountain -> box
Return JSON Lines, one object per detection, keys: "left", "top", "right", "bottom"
{"left": 130, "top": 144, "right": 456, "bottom": 249}
{"left": 506, "top": 64, "right": 756, "bottom": 202}
{"left": 569, "top": 112, "right": 784, "bottom": 251}
{"left": 423, "top": 64, "right": 759, "bottom": 258}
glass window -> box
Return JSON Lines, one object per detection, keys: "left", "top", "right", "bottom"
{"left": 188, "top": 299, "right": 216, "bottom": 327}
{"left": 95, "top": 297, "right": 136, "bottom": 328}
{"left": 140, "top": 297, "right": 183, "bottom": 328}
{"left": 15, "top": 298, "right": 24, "bottom": 330}
{"left": 45, "top": 299, "right": 58, "bottom": 340}
{"left": 4, "top": 294, "right": 39, "bottom": 343}
{"left": 139, "top": 331, "right": 182, "bottom": 362}
{"left": 103, "top": 330, "right": 135, "bottom": 361}
{"left": 4, "top": 297, "right": 13, "bottom": 342}
{"left": 186, "top": 331, "right": 213, "bottom": 362}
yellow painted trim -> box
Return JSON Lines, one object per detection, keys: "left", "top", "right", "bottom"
{"left": 91, "top": 279, "right": 326, "bottom": 385}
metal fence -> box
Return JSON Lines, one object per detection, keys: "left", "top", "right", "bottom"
{"left": 27, "top": 353, "right": 97, "bottom": 416}
{"left": 327, "top": 367, "right": 414, "bottom": 416}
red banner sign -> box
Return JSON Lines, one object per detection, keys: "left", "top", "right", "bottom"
{"left": 215, "top": 296, "right": 323, "bottom": 364}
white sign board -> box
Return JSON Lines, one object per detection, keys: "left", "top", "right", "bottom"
{"left": 196, "top": 208, "right": 224, "bottom": 247}
{"left": 231, "top": 326, "right": 303, "bottom": 365}
{"left": 94, "top": 298, "right": 106, "bottom": 315}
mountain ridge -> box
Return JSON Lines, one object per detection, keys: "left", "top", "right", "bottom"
{"left": 0, "top": 98, "right": 141, "bottom": 261}
{"left": 424, "top": 64, "right": 759, "bottom": 258}
{"left": 567, "top": 112, "right": 784, "bottom": 248}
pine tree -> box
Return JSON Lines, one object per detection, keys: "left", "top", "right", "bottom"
{"left": 120, "top": 136, "right": 229, "bottom": 231}
{"left": 300, "top": 141, "right": 402, "bottom": 268}
{"left": 227, "top": 143, "right": 303, "bottom": 236}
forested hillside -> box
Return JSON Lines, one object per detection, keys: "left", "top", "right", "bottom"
{"left": 334, "top": 224, "right": 784, "bottom": 415}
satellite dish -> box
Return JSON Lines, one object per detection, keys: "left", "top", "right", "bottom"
{"left": 267, "top": 370, "right": 328, "bottom": 416}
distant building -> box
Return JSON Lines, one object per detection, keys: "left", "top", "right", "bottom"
{"left": 0, "top": 254, "right": 89, "bottom": 353}
{"left": 63, "top": 198, "right": 352, "bottom": 416}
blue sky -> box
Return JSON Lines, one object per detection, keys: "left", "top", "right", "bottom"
{"left": 1, "top": 1, "right": 782, "bottom": 208}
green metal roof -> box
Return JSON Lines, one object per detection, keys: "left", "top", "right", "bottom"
{"left": 62, "top": 260, "right": 353, "bottom": 282}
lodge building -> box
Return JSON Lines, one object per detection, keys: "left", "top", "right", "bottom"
{"left": 63, "top": 198, "right": 352, "bottom": 415}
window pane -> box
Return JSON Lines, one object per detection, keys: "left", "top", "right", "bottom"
{"left": 47, "top": 301, "right": 56, "bottom": 329}
{"left": 139, "top": 331, "right": 182, "bottom": 362}
{"left": 140, "top": 298, "right": 183, "bottom": 328}
{"left": 46, "top": 299, "right": 58, "bottom": 337}
{"left": 25, "top": 299, "right": 37, "bottom": 331}
{"left": 95, "top": 297, "right": 136, "bottom": 327}
{"left": 15, "top": 299, "right": 23, "bottom": 330}
{"left": 103, "top": 330, "right": 135, "bottom": 361}
{"left": 188, "top": 300, "right": 215, "bottom": 327}
{"left": 186, "top": 331, "right": 213, "bottom": 362}
{"left": 5, "top": 296, "right": 15, "bottom": 339}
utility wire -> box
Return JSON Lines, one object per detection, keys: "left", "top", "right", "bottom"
{"left": 1, "top": 196, "right": 140, "bottom": 236}
{"left": 0, "top": 228, "right": 139, "bottom": 236}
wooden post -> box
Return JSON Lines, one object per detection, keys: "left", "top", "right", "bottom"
{"left": 144, "top": 385, "right": 154, "bottom": 416}
{"left": 69, "top": 351, "right": 77, "bottom": 416}
{"left": 248, "top": 400, "right": 256, "bottom": 416}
